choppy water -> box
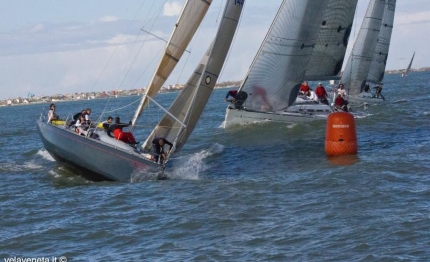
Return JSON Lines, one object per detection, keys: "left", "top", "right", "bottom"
{"left": 1, "top": 72, "right": 430, "bottom": 261}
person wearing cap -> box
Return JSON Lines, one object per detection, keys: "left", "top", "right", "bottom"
{"left": 315, "top": 82, "right": 329, "bottom": 105}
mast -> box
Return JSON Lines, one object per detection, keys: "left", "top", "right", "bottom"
{"left": 142, "top": 0, "right": 245, "bottom": 153}
{"left": 130, "top": 0, "right": 212, "bottom": 130}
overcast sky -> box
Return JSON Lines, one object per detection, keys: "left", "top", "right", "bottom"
{"left": 0, "top": 0, "right": 427, "bottom": 99}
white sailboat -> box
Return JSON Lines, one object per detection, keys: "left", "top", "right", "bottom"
{"left": 224, "top": 0, "right": 358, "bottom": 128}
{"left": 36, "top": 0, "right": 244, "bottom": 181}
{"left": 401, "top": 51, "right": 415, "bottom": 77}
{"left": 340, "top": 0, "right": 396, "bottom": 105}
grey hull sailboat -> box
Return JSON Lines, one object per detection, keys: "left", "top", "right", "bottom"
{"left": 340, "top": 0, "right": 396, "bottom": 105}
{"left": 224, "top": 0, "right": 358, "bottom": 128}
{"left": 37, "top": 0, "right": 244, "bottom": 181}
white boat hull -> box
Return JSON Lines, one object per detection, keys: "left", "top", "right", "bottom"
{"left": 224, "top": 103, "right": 332, "bottom": 128}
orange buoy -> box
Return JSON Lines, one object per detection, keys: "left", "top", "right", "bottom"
{"left": 325, "top": 112, "right": 357, "bottom": 156}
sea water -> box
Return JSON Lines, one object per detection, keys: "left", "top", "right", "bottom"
{"left": 0, "top": 72, "right": 429, "bottom": 261}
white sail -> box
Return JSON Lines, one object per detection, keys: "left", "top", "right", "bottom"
{"left": 143, "top": 0, "right": 245, "bottom": 152}
{"left": 305, "top": 0, "right": 359, "bottom": 81}
{"left": 131, "top": 0, "right": 212, "bottom": 129}
{"left": 340, "top": 0, "right": 386, "bottom": 96}
{"left": 237, "top": 0, "right": 331, "bottom": 112}
{"left": 367, "top": 0, "right": 396, "bottom": 84}
{"left": 403, "top": 51, "right": 415, "bottom": 76}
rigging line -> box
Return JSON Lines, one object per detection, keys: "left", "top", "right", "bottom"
{"left": 146, "top": 95, "right": 187, "bottom": 128}
{"left": 130, "top": 47, "right": 164, "bottom": 90}
{"left": 215, "top": 0, "right": 226, "bottom": 23}
{"left": 98, "top": 0, "right": 150, "bottom": 120}
{"left": 173, "top": 0, "right": 215, "bottom": 86}
{"left": 140, "top": 29, "right": 191, "bottom": 54}
{"left": 116, "top": 0, "right": 168, "bottom": 92}
{"left": 218, "top": 0, "right": 246, "bottom": 86}
{"left": 102, "top": 97, "right": 142, "bottom": 114}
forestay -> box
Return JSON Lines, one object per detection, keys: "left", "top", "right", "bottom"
{"left": 367, "top": 0, "right": 396, "bottom": 85}
{"left": 340, "top": 0, "right": 385, "bottom": 95}
{"left": 131, "top": 0, "right": 212, "bottom": 129}
{"left": 142, "top": 0, "right": 245, "bottom": 152}
{"left": 305, "top": 0, "right": 358, "bottom": 81}
{"left": 237, "top": 0, "right": 330, "bottom": 113}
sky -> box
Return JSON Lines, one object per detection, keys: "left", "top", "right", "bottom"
{"left": 0, "top": 0, "right": 428, "bottom": 100}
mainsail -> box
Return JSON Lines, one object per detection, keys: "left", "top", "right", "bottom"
{"left": 237, "top": 0, "right": 331, "bottom": 113}
{"left": 305, "top": 0, "right": 359, "bottom": 81}
{"left": 131, "top": 0, "right": 212, "bottom": 129}
{"left": 340, "top": 0, "right": 386, "bottom": 96}
{"left": 367, "top": 0, "right": 396, "bottom": 84}
{"left": 404, "top": 51, "right": 415, "bottom": 76}
{"left": 143, "top": 0, "right": 245, "bottom": 152}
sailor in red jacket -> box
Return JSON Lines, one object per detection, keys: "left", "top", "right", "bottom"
{"left": 299, "top": 81, "right": 310, "bottom": 95}
{"left": 315, "top": 83, "right": 328, "bottom": 104}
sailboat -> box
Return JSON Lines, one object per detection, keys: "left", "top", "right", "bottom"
{"left": 36, "top": 0, "right": 244, "bottom": 181}
{"left": 223, "top": 0, "right": 358, "bottom": 128}
{"left": 340, "top": 0, "right": 396, "bottom": 105}
{"left": 401, "top": 51, "right": 415, "bottom": 77}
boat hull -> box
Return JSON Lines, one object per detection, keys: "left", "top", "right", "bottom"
{"left": 36, "top": 120, "right": 160, "bottom": 181}
{"left": 224, "top": 103, "right": 331, "bottom": 128}
{"left": 348, "top": 92, "right": 385, "bottom": 105}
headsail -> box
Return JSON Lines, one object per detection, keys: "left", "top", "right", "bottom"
{"left": 237, "top": 0, "right": 331, "bottom": 112}
{"left": 367, "top": 0, "right": 396, "bottom": 85}
{"left": 142, "top": 0, "right": 245, "bottom": 152}
{"left": 305, "top": 0, "right": 359, "bottom": 81}
{"left": 131, "top": 0, "right": 212, "bottom": 129}
{"left": 340, "top": 0, "right": 385, "bottom": 95}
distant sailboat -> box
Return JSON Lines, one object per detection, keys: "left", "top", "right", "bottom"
{"left": 224, "top": 0, "right": 358, "bottom": 127}
{"left": 401, "top": 51, "right": 415, "bottom": 77}
{"left": 36, "top": 0, "right": 244, "bottom": 181}
{"left": 340, "top": 0, "right": 396, "bottom": 104}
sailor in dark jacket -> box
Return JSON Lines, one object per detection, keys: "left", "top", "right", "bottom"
{"left": 151, "top": 137, "right": 173, "bottom": 163}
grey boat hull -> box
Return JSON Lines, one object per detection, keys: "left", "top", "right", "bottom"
{"left": 36, "top": 120, "right": 160, "bottom": 181}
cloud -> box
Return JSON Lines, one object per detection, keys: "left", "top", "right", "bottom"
{"left": 99, "top": 16, "right": 119, "bottom": 23}
{"left": 395, "top": 11, "right": 430, "bottom": 25}
{"left": 163, "top": 1, "right": 182, "bottom": 17}
{"left": 29, "top": 24, "right": 45, "bottom": 33}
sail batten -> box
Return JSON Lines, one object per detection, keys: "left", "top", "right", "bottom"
{"left": 131, "top": 0, "right": 212, "bottom": 129}
{"left": 142, "top": 0, "right": 245, "bottom": 152}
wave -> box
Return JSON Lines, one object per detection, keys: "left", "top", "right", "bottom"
{"left": 168, "top": 143, "right": 225, "bottom": 180}
{"left": 37, "top": 148, "right": 55, "bottom": 161}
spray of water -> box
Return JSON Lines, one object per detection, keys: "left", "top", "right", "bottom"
{"left": 168, "top": 143, "right": 225, "bottom": 180}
